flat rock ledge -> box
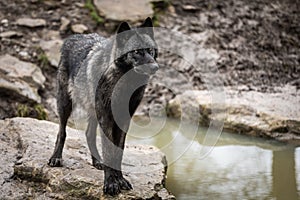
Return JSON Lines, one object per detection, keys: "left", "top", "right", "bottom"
{"left": 0, "top": 117, "right": 174, "bottom": 199}
{"left": 167, "top": 87, "right": 300, "bottom": 145}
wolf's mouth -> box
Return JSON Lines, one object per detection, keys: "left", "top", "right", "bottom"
{"left": 134, "top": 67, "right": 152, "bottom": 75}
{"left": 134, "top": 63, "right": 159, "bottom": 75}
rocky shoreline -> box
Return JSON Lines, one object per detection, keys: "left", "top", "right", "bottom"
{"left": 0, "top": 117, "right": 175, "bottom": 199}
{"left": 0, "top": 0, "right": 299, "bottom": 198}
{"left": 167, "top": 86, "right": 300, "bottom": 145}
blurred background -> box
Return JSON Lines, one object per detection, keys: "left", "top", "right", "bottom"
{"left": 0, "top": 0, "right": 299, "bottom": 199}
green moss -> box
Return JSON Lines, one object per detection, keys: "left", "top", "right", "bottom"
{"left": 151, "top": 0, "right": 171, "bottom": 26}
{"left": 85, "top": 0, "right": 104, "bottom": 24}
{"left": 17, "top": 104, "right": 29, "bottom": 117}
{"left": 34, "top": 104, "right": 47, "bottom": 120}
{"left": 57, "top": 180, "right": 99, "bottom": 199}
{"left": 152, "top": 14, "right": 160, "bottom": 27}
{"left": 38, "top": 53, "right": 49, "bottom": 69}
{"left": 152, "top": 0, "right": 171, "bottom": 11}
{"left": 16, "top": 103, "right": 47, "bottom": 120}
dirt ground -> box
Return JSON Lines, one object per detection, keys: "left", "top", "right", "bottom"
{"left": 163, "top": 0, "right": 300, "bottom": 91}
{"left": 0, "top": 0, "right": 299, "bottom": 119}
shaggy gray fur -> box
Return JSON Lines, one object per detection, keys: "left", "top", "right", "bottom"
{"left": 48, "top": 17, "right": 159, "bottom": 196}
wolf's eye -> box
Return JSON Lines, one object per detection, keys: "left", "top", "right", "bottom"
{"left": 148, "top": 48, "right": 155, "bottom": 56}
{"left": 134, "top": 50, "right": 139, "bottom": 54}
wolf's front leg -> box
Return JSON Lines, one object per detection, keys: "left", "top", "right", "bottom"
{"left": 100, "top": 121, "right": 132, "bottom": 196}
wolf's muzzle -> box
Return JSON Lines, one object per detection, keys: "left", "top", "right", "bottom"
{"left": 148, "top": 63, "right": 159, "bottom": 74}
{"left": 134, "top": 62, "right": 159, "bottom": 75}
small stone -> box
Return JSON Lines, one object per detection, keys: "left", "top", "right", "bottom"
{"left": 182, "top": 5, "right": 199, "bottom": 11}
{"left": 39, "top": 39, "right": 63, "bottom": 67}
{"left": 15, "top": 46, "right": 21, "bottom": 53}
{"left": 71, "top": 24, "right": 88, "bottom": 33}
{"left": 1, "top": 19, "right": 8, "bottom": 27}
{"left": 31, "top": 37, "right": 40, "bottom": 43}
{"left": 16, "top": 18, "right": 46, "bottom": 28}
{"left": 74, "top": 2, "right": 85, "bottom": 7}
{"left": 168, "top": 5, "right": 176, "bottom": 15}
{"left": 41, "top": 30, "right": 60, "bottom": 40}
{"left": 247, "top": 19, "right": 259, "bottom": 26}
{"left": 1, "top": 19, "right": 8, "bottom": 24}
{"left": 157, "top": 188, "right": 176, "bottom": 199}
{"left": 59, "top": 16, "right": 70, "bottom": 31}
{"left": 43, "top": 0, "right": 59, "bottom": 8}
{"left": 0, "top": 31, "right": 23, "bottom": 38}
{"left": 19, "top": 51, "right": 29, "bottom": 59}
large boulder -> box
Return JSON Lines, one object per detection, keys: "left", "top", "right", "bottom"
{"left": 94, "top": 0, "right": 161, "bottom": 22}
{"left": 0, "top": 54, "right": 45, "bottom": 103}
{"left": 0, "top": 117, "right": 174, "bottom": 199}
{"left": 167, "top": 86, "right": 300, "bottom": 145}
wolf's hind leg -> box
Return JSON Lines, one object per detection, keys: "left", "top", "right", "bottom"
{"left": 86, "top": 117, "right": 104, "bottom": 170}
{"left": 48, "top": 67, "right": 72, "bottom": 167}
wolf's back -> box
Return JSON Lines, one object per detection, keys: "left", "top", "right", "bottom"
{"left": 60, "top": 33, "right": 105, "bottom": 79}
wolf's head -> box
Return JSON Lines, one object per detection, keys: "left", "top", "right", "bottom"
{"left": 114, "top": 17, "right": 159, "bottom": 76}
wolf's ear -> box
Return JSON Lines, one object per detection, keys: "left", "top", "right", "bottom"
{"left": 116, "top": 22, "right": 132, "bottom": 48}
{"left": 140, "top": 17, "right": 154, "bottom": 38}
{"left": 141, "top": 17, "right": 153, "bottom": 28}
{"left": 117, "top": 22, "right": 131, "bottom": 34}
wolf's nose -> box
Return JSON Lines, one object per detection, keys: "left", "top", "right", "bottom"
{"left": 149, "top": 63, "right": 159, "bottom": 74}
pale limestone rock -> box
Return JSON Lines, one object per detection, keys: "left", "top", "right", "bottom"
{"left": 0, "top": 54, "right": 45, "bottom": 88}
{"left": 59, "top": 16, "right": 70, "bottom": 31}
{"left": 39, "top": 39, "right": 63, "bottom": 68}
{"left": 94, "top": 0, "right": 161, "bottom": 22}
{"left": 0, "top": 54, "right": 45, "bottom": 103}
{"left": 71, "top": 24, "right": 88, "bottom": 34}
{"left": 182, "top": 5, "right": 199, "bottom": 11}
{"left": 0, "top": 31, "right": 23, "bottom": 38}
{"left": 167, "top": 86, "right": 300, "bottom": 144}
{"left": 16, "top": 17, "right": 46, "bottom": 28}
{"left": 0, "top": 118, "right": 174, "bottom": 199}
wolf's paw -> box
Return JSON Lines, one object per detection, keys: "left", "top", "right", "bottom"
{"left": 92, "top": 158, "right": 104, "bottom": 170}
{"left": 117, "top": 176, "right": 132, "bottom": 190}
{"left": 48, "top": 157, "right": 63, "bottom": 167}
{"left": 103, "top": 175, "right": 132, "bottom": 196}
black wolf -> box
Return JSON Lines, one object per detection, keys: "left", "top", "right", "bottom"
{"left": 48, "top": 17, "right": 159, "bottom": 196}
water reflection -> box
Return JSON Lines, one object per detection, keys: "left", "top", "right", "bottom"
{"left": 272, "top": 149, "right": 298, "bottom": 200}
{"left": 127, "top": 118, "right": 300, "bottom": 200}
